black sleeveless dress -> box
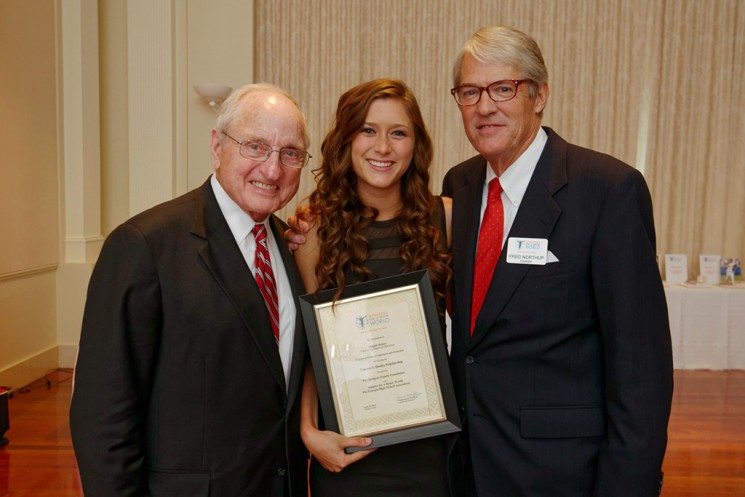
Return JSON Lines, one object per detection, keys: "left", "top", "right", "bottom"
{"left": 309, "top": 199, "right": 450, "bottom": 497}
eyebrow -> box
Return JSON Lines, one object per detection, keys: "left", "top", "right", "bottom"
{"left": 363, "top": 121, "right": 412, "bottom": 129}
{"left": 241, "top": 135, "right": 305, "bottom": 150}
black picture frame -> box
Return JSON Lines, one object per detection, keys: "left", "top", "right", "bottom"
{"left": 299, "top": 270, "right": 461, "bottom": 453}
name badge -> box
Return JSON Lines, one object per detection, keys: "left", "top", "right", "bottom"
{"left": 506, "top": 237, "right": 549, "bottom": 265}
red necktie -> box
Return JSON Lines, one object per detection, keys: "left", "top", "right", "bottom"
{"left": 252, "top": 224, "right": 279, "bottom": 343}
{"left": 471, "top": 178, "right": 503, "bottom": 335}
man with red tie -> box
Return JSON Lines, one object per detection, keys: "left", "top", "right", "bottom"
{"left": 70, "top": 84, "right": 311, "bottom": 497}
{"left": 443, "top": 26, "right": 673, "bottom": 497}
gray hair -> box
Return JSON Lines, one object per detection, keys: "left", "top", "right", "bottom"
{"left": 452, "top": 26, "right": 548, "bottom": 99}
{"left": 215, "top": 83, "right": 310, "bottom": 148}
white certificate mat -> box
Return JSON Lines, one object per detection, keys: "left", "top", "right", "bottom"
{"left": 314, "top": 285, "right": 443, "bottom": 436}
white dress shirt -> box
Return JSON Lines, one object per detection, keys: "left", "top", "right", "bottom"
{"left": 210, "top": 174, "right": 296, "bottom": 386}
{"left": 479, "top": 127, "right": 549, "bottom": 246}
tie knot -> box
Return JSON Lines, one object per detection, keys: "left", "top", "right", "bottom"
{"left": 488, "top": 178, "right": 502, "bottom": 200}
{"left": 252, "top": 224, "right": 267, "bottom": 243}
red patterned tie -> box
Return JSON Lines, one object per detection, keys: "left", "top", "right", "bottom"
{"left": 252, "top": 224, "right": 279, "bottom": 343}
{"left": 471, "top": 178, "right": 503, "bottom": 335}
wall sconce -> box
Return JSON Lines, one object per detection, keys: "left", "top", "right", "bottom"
{"left": 193, "top": 84, "right": 233, "bottom": 112}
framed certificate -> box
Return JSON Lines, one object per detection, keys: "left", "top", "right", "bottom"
{"left": 299, "top": 270, "right": 461, "bottom": 453}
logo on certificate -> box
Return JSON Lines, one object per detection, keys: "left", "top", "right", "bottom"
{"left": 355, "top": 311, "right": 391, "bottom": 330}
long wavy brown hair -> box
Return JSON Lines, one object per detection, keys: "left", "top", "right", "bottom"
{"left": 307, "top": 78, "right": 451, "bottom": 305}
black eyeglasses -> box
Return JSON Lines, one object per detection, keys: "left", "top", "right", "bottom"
{"left": 221, "top": 131, "right": 311, "bottom": 169}
{"left": 450, "top": 79, "right": 532, "bottom": 106}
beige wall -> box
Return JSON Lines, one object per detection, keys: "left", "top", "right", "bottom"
{"left": 99, "top": 0, "right": 254, "bottom": 226}
{"left": 0, "top": 0, "right": 256, "bottom": 387}
{"left": 0, "top": 0, "right": 60, "bottom": 385}
{"left": 0, "top": 2, "right": 59, "bottom": 276}
{"left": 99, "top": 0, "right": 129, "bottom": 235}
{"left": 186, "top": 0, "right": 254, "bottom": 192}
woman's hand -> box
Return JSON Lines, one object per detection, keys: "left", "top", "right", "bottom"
{"left": 301, "top": 425, "right": 376, "bottom": 473}
{"left": 284, "top": 205, "right": 314, "bottom": 251}
{"left": 300, "top": 361, "right": 375, "bottom": 472}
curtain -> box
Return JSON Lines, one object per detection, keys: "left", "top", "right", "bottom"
{"left": 255, "top": 0, "right": 745, "bottom": 273}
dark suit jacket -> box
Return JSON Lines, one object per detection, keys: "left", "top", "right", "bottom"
{"left": 70, "top": 179, "right": 308, "bottom": 497}
{"left": 442, "top": 128, "right": 673, "bottom": 497}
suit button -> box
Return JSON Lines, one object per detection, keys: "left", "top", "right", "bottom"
{"left": 276, "top": 467, "right": 286, "bottom": 477}
{"left": 465, "top": 355, "right": 475, "bottom": 365}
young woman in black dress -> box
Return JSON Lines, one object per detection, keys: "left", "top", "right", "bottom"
{"left": 294, "top": 78, "right": 453, "bottom": 497}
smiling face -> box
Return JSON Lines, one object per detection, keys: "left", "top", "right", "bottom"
{"left": 457, "top": 53, "right": 548, "bottom": 175}
{"left": 350, "top": 97, "right": 414, "bottom": 205}
{"left": 210, "top": 91, "right": 305, "bottom": 222}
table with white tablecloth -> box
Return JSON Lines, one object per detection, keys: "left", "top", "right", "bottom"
{"left": 664, "top": 283, "right": 745, "bottom": 369}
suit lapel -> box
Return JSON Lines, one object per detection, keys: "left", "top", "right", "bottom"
{"left": 470, "top": 129, "right": 567, "bottom": 345}
{"left": 451, "top": 160, "right": 488, "bottom": 338}
{"left": 192, "top": 182, "right": 287, "bottom": 393}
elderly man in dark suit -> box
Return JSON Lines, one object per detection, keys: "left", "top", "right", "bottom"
{"left": 70, "top": 84, "right": 311, "bottom": 497}
{"left": 443, "top": 26, "right": 673, "bottom": 497}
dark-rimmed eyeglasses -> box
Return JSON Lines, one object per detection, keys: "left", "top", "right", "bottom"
{"left": 221, "top": 131, "right": 311, "bottom": 169}
{"left": 450, "top": 80, "right": 532, "bottom": 106}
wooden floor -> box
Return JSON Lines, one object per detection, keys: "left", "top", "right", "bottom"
{"left": 0, "top": 369, "right": 743, "bottom": 496}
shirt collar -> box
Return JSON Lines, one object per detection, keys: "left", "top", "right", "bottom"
{"left": 210, "top": 174, "right": 264, "bottom": 245}
{"left": 486, "top": 127, "right": 548, "bottom": 207}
